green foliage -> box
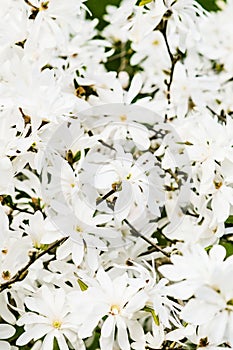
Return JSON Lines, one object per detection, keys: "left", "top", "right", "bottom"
{"left": 143, "top": 306, "right": 160, "bottom": 325}
{"left": 86, "top": 331, "right": 101, "bottom": 350}
{"left": 53, "top": 338, "right": 60, "bottom": 350}
{"left": 77, "top": 278, "right": 88, "bottom": 291}
{"left": 197, "top": 0, "right": 221, "bottom": 11}
{"left": 220, "top": 241, "right": 233, "bottom": 258}
{"left": 139, "top": 0, "right": 153, "bottom": 5}
{"left": 87, "top": 0, "right": 120, "bottom": 29}
{"left": 225, "top": 215, "right": 233, "bottom": 224}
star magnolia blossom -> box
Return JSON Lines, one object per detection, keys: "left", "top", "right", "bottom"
{"left": 16, "top": 285, "right": 85, "bottom": 350}
{"left": 69, "top": 268, "right": 148, "bottom": 350}
{"left": 159, "top": 245, "right": 233, "bottom": 346}
{"left": 1, "top": 0, "right": 233, "bottom": 349}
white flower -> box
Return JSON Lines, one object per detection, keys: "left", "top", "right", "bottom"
{"left": 17, "top": 285, "right": 85, "bottom": 350}
{"left": 53, "top": 195, "right": 116, "bottom": 270}
{"left": 180, "top": 277, "right": 233, "bottom": 346}
{"left": 70, "top": 268, "right": 147, "bottom": 350}
{"left": 20, "top": 210, "right": 62, "bottom": 248}
{"left": 159, "top": 244, "right": 227, "bottom": 300}
{"left": 94, "top": 147, "right": 158, "bottom": 221}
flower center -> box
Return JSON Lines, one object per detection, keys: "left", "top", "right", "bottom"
{"left": 76, "top": 225, "right": 83, "bottom": 233}
{"left": 120, "top": 115, "right": 127, "bottom": 122}
{"left": 214, "top": 180, "right": 223, "bottom": 189}
{"left": 110, "top": 304, "right": 120, "bottom": 315}
{"left": 52, "top": 320, "right": 62, "bottom": 329}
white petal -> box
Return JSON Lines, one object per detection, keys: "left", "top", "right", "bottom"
{"left": 126, "top": 73, "right": 142, "bottom": 104}
{"left": 209, "top": 244, "right": 226, "bottom": 262}
{"left": 0, "top": 341, "right": 10, "bottom": 350}
{"left": 128, "top": 124, "right": 150, "bottom": 151}
{"left": 180, "top": 299, "right": 218, "bottom": 325}
{"left": 101, "top": 316, "right": 115, "bottom": 338}
{"left": 86, "top": 246, "right": 99, "bottom": 271}
{"left": 116, "top": 317, "right": 130, "bottom": 350}
{"left": 42, "top": 332, "right": 54, "bottom": 350}
{"left": 125, "top": 290, "right": 147, "bottom": 313}
{"left": 16, "top": 330, "right": 35, "bottom": 346}
{"left": 56, "top": 333, "right": 69, "bottom": 350}
{"left": 71, "top": 242, "right": 84, "bottom": 266}
{"left": 114, "top": 181, "right": 132, "bottom": 222}
{"left": 100, "top": 325, "right": 115, "bottom": 350}
{"left": 0, "top": 324, "right": 15, "bottom": 339}
{"left": 212, "top": 192, "right": 230, "bottom": 223}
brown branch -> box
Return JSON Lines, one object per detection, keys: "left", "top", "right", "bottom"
{"left": 206, "top": 105, "right": 226, "bottom": 123}
{"left": 96, "top": 188, "right": 117, "bottom": 205}
{"left": 123, "top": 219, "right": 170, "bottom": 258}
{"left": 160, "top": 21, "right": 180, "bottom": 109}
{"left": 0, "top": 237, "right": 68, "bottom": 292}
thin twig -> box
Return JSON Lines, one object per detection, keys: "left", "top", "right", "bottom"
{"left": 206, "top": 105, "right": 226, "bottom": 123}
{"left": 98, "top": 139, "right": 116, "bottom": 151}
{"left": 96, "top": 189, "right": 116, "bottom": 205}
{"left": 24, "top": 0, "right": 38, "bottom": 10}
{"left": 160, "top": 21, "right": 180, "bottom": 107}
{"left": 123, "top": 219, "right": 170, "bottom": 258}
{"left": 0, "top": 237, "right": 68, "bottom": 292}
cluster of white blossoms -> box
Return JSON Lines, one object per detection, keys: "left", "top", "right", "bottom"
{"left": 1, "top": 0, "right": 233, "bottom": 349}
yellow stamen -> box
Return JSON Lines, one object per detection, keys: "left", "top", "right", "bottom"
{"left": 120, "top": 115, "right": 127, "bottom": 122}
{"left": 52, "top": 320, "right": 62, "bottom": 329}
{"left": 214, "top": 180, "right": 222, "bottom": 189}
{"left": 110, "top": 304, "right": 120, "bottom": 315}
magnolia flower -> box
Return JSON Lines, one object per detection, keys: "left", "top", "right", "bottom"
{"left": 24, "top": 0, "right": 88, "bottom": 55}
{"left": 159, "top": 244, "right": 227, "bottom": 300}
{"left": 20, "top": 210, "right": 62, "bottom": 248}
{"left": 94, "top": 147, "right": 157, "bottom": 221}
{"left": 181, "top": 274, "right": 233, "bottom": 346}
{"left": 16, "top": 285, "right": 85, "bottom": 350}
{"left": 69, "top": 268, "right": 147, "bottom": 350}
{"left": 130, "top": 0, "right": 206, "bottom": 52}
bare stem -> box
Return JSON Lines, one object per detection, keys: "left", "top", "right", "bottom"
{"left": 160, "top": 21, "right": 180, "bottom": 108}
{"left": 123, "top": 219, "right": 170, "bottom": 258}
{"left": 0, "top": 237, "right": 68, "bottom": 292}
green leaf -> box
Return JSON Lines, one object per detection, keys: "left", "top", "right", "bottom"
{"left": 225, "top": 215, "right": 233, "bottom": 224}
{"left": 143, "top": 306, "right": 160, "bottom": 326}
{"left": 78, "top": 278, "right": 88, "bottom": 291}
{"left": 205, "top": 245, "right": 213, "bottom": 252}
{"left": 73, "top": 150, "right": 81, "bottom": 163}
{"left": 53, "top": 337, "right": 60, "bottom": 350}
{"left": 86, "top": 331, "right": 101, "bottom": 350}
{"left": 220, "top": 241, "right": 233, "bottom": 258}
{"left": 139, "top": 0, "right": 152, "bottom": 6}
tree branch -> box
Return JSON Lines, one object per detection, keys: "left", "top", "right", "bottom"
{"left": 0, "top": 237, "right": 68, "bottom": 292}
{"left": 160, "top": 20, "right": 180, "bottom": 109}
{"left": 123, "top": 219, "right": 170, "bottom": 258}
